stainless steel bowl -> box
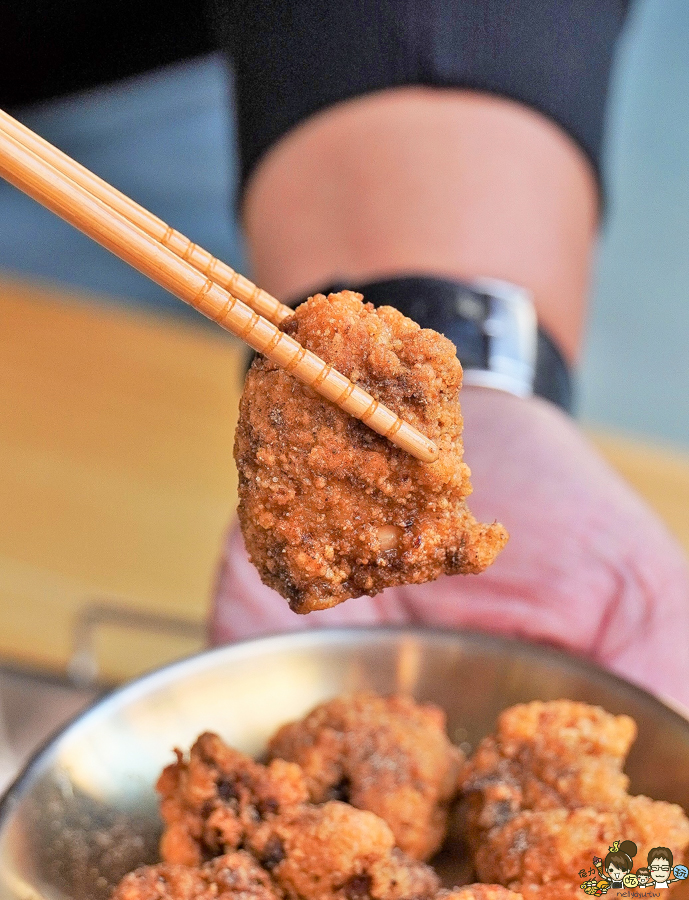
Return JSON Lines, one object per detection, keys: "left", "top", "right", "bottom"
{"left": 1, "top": 627, "right": 689, "bottom": 900}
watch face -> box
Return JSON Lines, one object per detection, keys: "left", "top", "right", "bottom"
{"left": 300, "top": 276, "right": 540, "bottom": 399}
{"left": 445, "top": 287, "right": 491, "bottom": 371}
{"left": 454, "top": 288, "right": 491, "bottom": 324}
{"left": 461, "top": 279, "right": 537, "bottom": 398}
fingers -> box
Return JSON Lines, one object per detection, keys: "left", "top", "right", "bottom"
{"left": 394, "top": 389, "right": 689, "bottom": 706}
{"left": 211, "top": 388, "right": 689, "bottom": 709}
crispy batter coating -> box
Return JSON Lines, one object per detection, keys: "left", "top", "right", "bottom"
{"left": 248, "top": 800, "right": 440, "bottom": 900}
{"left": 474, "top": 804, "right": 689, "bottom": 897}
{"left": 110, "top": 852, "right": 279, "bottom": 900}
{"left": 267, "top": 692, "right": 463, "bottom": 860}
{"left": 437, "top": 887, "right": 523, "bottom": 900}
{"left": 157, "top": 732, "right": 308, "bottom": 866}
{"left": 114, "top": 696, "right": 689, "bottom": 900}
{"left": 460, "top": 701, "right": 637, "bottom": 833}
{"left": 235, "top": 291, "right": 508, "bottom": 613}
{"left": 459, "top": 701, "right": 689, "bottom": 897}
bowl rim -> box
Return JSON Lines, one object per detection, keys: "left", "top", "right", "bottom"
{"left": 2, "top": 624, "right": 688, "bottom": 824}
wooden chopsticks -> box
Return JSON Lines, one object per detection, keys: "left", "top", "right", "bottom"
{"left": 0, "top": 109, "right": 290, "bottom": 328}
{"left": 0, "top": 110, "right": 438, "bottom": 464}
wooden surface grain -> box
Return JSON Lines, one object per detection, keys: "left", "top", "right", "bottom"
{"left": 0, "top": 277, "right": 242, "bottom": 680}
{"left": 1, "top": 275, "right": 688, "bottom": 682}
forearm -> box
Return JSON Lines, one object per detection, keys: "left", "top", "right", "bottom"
{"left": 243, "top": 87, "right": 598, "bottom": 364}
{"left": 210, "top": 1, "right": 689, "bottom": 705}
{"left": 219, "top": 0, "right": 629, "bottom": 365}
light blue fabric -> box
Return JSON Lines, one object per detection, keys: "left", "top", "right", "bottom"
{"left": 580, "top": 0, "right": 689, "bottom": 448}
{"left": 0, "top": 54, "right": 246, "bottom": 322}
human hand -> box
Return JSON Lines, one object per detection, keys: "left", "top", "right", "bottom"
{"left": 211, "top": 388, "right": 689, "bottom": 709}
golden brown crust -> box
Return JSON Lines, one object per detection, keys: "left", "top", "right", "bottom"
{"left": 157, "top": 732, "right": 308, "bottom": 866}
{"left": 267, "top": 692, "right": 463, "bottom": 860}
{"left": 116, "top": 697, "right": 689, "bottom": 900}
{"left": 235, "top": 291, "right": 507, "bottom": 613}
{"left": 110, "top": 851, "right": 280, "bottom": 899}
{"left": 459, "top": 701, "right": 689, "bottom": 897}
{"left": 474, "top": 803, "right": 689, "bottom": 893}
{"left": 459, "top": 700, "right": 637, "bottom": 834}
{"left": 248, "top": 801, "right": 440, "bottom": 900}
{"left": 153, "top": 720, "right": 441, "bottom": 900}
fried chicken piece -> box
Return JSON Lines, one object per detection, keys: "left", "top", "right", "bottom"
{"left": 110, "top": 851, "right": 279, "bottom": 900}
{"left": 157, "top": 732, "right": 308, "bottom": 865}
{"left": 459, "top": 701, "right": 689, "bottom": 898}
{"left": 474, "top": 807, "right": 623, "bottom": 887}
{"left": 248, "top": 800, "right": 440, "bottom": 900}
{"left": 460, "top": 701, "right": 637, "bottom": 835}
{"left": 437, "top": 887, "right": 523, "bottom": 900}
{"left": 474, "top": 804, "right": 689, "bottom": 898}
{"left": 235, "top": 291, "right": 508, "bottom": 613}
{"left": 268, "top": 692, "right": 463, "bottom": 860}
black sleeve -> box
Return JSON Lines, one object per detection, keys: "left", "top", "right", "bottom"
{"left": 214, "top": 0, "right": 630, "bottom": 197}
{"left": 0, "top": 0, "right": 214, "bottom": 108}
{"left": 2, "top": 1, "right": 630, "bottom": 198}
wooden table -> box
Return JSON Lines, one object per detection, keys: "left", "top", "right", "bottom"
{"left": 1, "top": 276, "right": 688, "bottom": 683}
{"left": 0, "top": 277, "right": 243, "bottom": 682}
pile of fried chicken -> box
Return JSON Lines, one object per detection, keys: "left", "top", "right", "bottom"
{"left": 111, "top": 696, "right": 689, "bottom": 900}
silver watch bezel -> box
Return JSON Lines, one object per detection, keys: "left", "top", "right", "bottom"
{"left": 460, "top": 277, "right": 537, "bottom": 398}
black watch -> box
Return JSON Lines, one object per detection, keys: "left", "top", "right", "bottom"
{"left": 307, "top": 276, "right": 573, "bottom": 413}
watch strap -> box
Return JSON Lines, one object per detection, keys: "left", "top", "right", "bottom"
{"left": 309, "top": 276, "right": 573, "bottom": 413}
